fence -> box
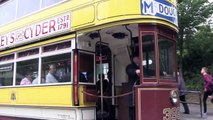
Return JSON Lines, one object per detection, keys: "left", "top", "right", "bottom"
{"left": 180, "top": 90, "right": 203, "bottom": 118}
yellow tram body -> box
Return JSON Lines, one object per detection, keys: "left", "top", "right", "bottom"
{"left": 0, "top": 0, "right": 179, "bottom": 119}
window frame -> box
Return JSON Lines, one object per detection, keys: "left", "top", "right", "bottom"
{"left": 40, "top": 51, "right": 73, "bottom": 85}
{"left": 158, "top": 34, "right": 177, "bottom": 82}
{"left": 0, "top": 39, "right": 74, "bottom": 88}
{"left": 78, "top": 50, "right": 96, "bottom": 85}
{"left": 140, "top": 31, "right": 158, "bottom": 83}
{"left": 0, "top": 54, "right": 15, "bottom": 65}
{"left": 15, "top": 58, "right": 39, "bottom": 86}
{"left": 0, "top": 62, "right": 14, "bottom": 87}
{"left": 16, "top": 0, "right": 40, "bottom": 18}
{"left": 0, "top": 0, "right": 16, "bottom": 25}
{"left": 0, "top": 54, "right": 15, "bottom": 88}
{"left": 0, "top": 0, "right": 67, "bottom": 26}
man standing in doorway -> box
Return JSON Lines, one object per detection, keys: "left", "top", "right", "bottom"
{"left": 126, "top": 54, "right": 140, "bottom": 120}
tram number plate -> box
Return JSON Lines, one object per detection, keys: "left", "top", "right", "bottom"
{"left": 163, "top": 107, "right": 180, "bottom": 120}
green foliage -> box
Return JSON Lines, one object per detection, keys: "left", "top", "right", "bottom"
{"left": 178, "top": 0, "right": 213, "bottom": 90}
{"left": 178, "top": 0, "right": 213, "bottom": 31}
{"left": 184, "top": 72, "right": 203, "bottom": 90}
{"left": 184, "top": 26, "right": 213, "bottom": 67}
{"left": 177, "top": 0, "right": 213, "bottom": 65}
{"left": 183, "top": 26, "right": 213, "bottom": 90}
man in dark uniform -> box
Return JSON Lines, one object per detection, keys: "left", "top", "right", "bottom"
{"left": 126, "top": 55, "right": 140, "bottom": 120}
{"left": 96, "top": 74, "right": 110, "bottom": 120}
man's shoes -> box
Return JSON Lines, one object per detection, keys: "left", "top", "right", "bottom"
{"left": 183, "top": 112, "right": 190, "bottom": 114}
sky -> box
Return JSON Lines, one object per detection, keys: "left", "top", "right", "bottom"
{"left": 209, "top": 0, "right": 213, "bottom": 2}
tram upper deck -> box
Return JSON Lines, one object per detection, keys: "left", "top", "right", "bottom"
{"left": 0, "top": 0, "right": 178, "bottom": 48}
{"left": 0, "top": 0, "right": 179, "bottom": 120}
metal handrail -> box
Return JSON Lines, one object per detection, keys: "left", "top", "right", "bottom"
{"left": 180, "top": 90, "right": 203, "bottom": 118}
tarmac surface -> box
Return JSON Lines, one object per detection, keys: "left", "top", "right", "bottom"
{"left": 180, "top": 104, "right": 213, "bottom": 120}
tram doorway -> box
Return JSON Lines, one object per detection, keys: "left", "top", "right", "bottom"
{"left": 77, "top": 24, "right": 139, "bottom": 120}
{"left": 95, "top": 43, "right": 114, "bottom": 120}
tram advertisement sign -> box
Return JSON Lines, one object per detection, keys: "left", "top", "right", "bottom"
{"left": 141, "top": 0, "right": 178, "bottom": 26}
{"left": 0, "top": 13, "right": 71, "bottom": 50}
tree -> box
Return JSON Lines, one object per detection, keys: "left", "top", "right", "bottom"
{"left": 182, "top": 25, "right": 213, "bottom": 90}
{"left": 177, "top": 0, "right": 213, "bottom": 72}
{"left": 184, "top": 25, "right": 213, "bottom": 70}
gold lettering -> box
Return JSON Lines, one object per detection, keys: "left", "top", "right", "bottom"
{"left": 163, "top": 107, "right": 180, "bottom": 120}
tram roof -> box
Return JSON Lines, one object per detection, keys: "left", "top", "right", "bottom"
{"left": 0, "top": 0, "right": 178, "bottom": 51}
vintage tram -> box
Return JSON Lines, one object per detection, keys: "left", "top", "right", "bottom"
{"left": 0, "top": 0, "right": 179, "bottom": 120}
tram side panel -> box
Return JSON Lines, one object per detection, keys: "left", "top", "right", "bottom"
{"left": 136, "top": 88, "right": 180, "bottom": 120}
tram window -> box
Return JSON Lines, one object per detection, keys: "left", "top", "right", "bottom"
{"left": 96, "top": 63, "right": 109, "bottom": 80}
{"left": 158, "top": 36, "right": 175, "bottom": 79}
{"left": 142, "top": 33, "right": 156, "bottom": 78}
{"left": 17, "top": 0, "right": 40, "bottom": 18}
{"left": 79, "top": 52, "right": 95, "bottom": 83}
{"left": 41, "top": 0, "right": 65, "bottom": 8}
{"left": 43, "top": 41, "right": 71, "bottom": 53}
{"left": 41, "top": 53, "right": 71, "bottom": 84}
{"left": 0, "top": 0, "right": 16, "bottom": 25}
{"left": 18, "top": 48, "right": 39, "bottom": 58}
{"left": 16, "top": 59, "right": 39, "bottom": 85}
{"left": 0, "top": 54, "right": 14, "bottom": 62}
{"left": 0, "top": 64, "right": 13, "bottom": 86}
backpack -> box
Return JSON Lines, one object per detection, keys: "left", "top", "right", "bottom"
{"left": 207, "top": 74, "right": 213, "bottom": 89}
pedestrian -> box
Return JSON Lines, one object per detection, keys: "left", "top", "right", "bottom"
{"left": 126, "top": 54, "right": 140, "bottom": 120}
{"left": 201, "top": 67, "right": 213, "bottom": 116}
{"left": 177, "top": 70, "right": 190, "bottom": 114}
{"left": 96, "top": 73, "right": 110, "bottom": 120}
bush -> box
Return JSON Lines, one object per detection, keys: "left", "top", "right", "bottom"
{"left": 184, "top": 72, "right": 203, "bottom": 91}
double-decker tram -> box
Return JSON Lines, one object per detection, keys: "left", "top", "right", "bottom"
{"left": 0, "top": 0, "right": 179, "bottom": 120}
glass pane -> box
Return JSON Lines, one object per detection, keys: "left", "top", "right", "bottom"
{"left": 16, "top": 59, "right": 38, "bottom": 85}
{"left": 142, "top": 33, "right": 156, "bottom": 78}
{"left": 43, "top": 41, "right": 71, "bottom": 53}
{"left": 17, "top": 0, "right": 40, "bottom": 18}
{"left": 0, "top": 0, "right": 16, "bottom": 25}
{"left": 79, "top": 52, "right": 94, "bottom": 83}
{"left": 42, "top": 0, "right": 63, "bottom": 8}
{"left": 0, "top": 54, "right": 14, "bottom": 62}
{"left": 18, "top": 48, "right": 39, "bottom": 58}
{"left": 96, "top": 63, "right": 109, "bottom": 80}
{"left": 159, "top": 36, "right": 175, "bottom": 79}
{"left": 0, "top": 64, "right": 13, "bottom": 86}
{"left": 42, "top": 53, "right": 71, "bottom": 84}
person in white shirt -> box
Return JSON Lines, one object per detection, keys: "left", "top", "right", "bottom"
{"left": 45, "top": 64, "right": 59, "bottom": 83}
{"left": 32, "top": 72, "right": 45, "bottom": 84}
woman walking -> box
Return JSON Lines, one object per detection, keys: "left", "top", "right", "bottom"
{"left": 201, "top": 67, "right": 213, "bottom": 116}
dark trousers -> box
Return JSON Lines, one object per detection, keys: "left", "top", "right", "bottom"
{"left": 96, "top": 98, "right": 110, "bottom": 120}
{"left": 129, "top": 106, "right": 135, "bottom": 120}
{"left": 179, "top": 95, "right": 190, "bottom": 113}
{"left": 203, "top": 91, "right": 213, "bottom": 113}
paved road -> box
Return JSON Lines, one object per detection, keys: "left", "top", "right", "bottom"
{"left": 181, "top": 104, "right": 213, "bottom": 120}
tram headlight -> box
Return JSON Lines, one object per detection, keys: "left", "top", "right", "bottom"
{"left": 170, "top": 90, "right": 178, "bottom": 105}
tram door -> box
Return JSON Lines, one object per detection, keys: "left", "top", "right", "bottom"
{"left": 95, "top": 44, "right": 114, "bottom": 119}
